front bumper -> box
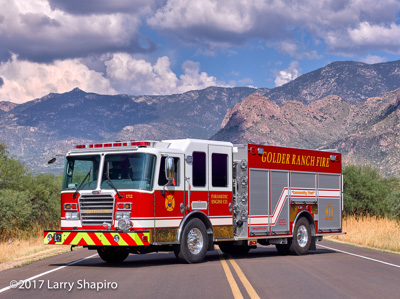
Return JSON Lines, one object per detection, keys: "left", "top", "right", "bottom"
{"left": 44, "top": 230, "right": 151, "bottom": 246}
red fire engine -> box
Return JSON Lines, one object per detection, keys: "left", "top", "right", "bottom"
{"left": 45, "top": 139, "right": 343, "bottom": 263}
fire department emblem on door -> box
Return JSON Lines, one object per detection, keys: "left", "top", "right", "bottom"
{"left": 165, "top": 195, "right": 175, "bottom": 211}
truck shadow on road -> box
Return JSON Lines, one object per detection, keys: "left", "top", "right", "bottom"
{"left": 49, "top": 246, "right": 335, "bottom": 269}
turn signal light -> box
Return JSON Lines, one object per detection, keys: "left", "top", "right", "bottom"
{"left": 117, "top": 203, "right": 132, "bottom": 210}
{"left": 64, "top": 203, "right": 77, "bottom": 210}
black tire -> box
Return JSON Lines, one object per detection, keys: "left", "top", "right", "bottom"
{"left": 275, "top": 243, "right": 291, "bottom": 255}
{"left": 289, "top": 217, "right": 311, "bottom": 255}
{"left": 174, "top": 218, "right": 208, "bottom": 263}
{"left": 97, "top": 247, "right": 129, "bottom": 263}
{"left": 219, "top": 242, "right": 251, "bottom": 254}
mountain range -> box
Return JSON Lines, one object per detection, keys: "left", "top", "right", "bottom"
{"left": 1, "top": 60, "right": 400, "bottom": 175}
{"left": 212, "top": 90, "right": 400, "bottom": 176}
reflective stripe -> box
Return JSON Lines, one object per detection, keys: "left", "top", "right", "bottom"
{"left": 95, "top": 232, "right": 111, "bottom": 245}
{"left": 44, "top": 231, "right": 150, "bottom": 246}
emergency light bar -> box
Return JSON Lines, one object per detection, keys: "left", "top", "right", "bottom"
{"left": 75, "top": 141, "right": 152, "bottom": 149}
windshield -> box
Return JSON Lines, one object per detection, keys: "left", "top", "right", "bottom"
{"left": 101, "top": 153, "right": 156, "bottom": 191}
{"left": 62, "top": 155, "right": 100, "bottom": 190}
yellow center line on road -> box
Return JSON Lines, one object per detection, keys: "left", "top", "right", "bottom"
{"left": 228, "top": 257, "right": 260, "bottom": 299}
{"left": 218, "top": 250, "right": 244, "bottom": 299}
{"left": 216, "top": 245, "right": 260, "bottom": 299}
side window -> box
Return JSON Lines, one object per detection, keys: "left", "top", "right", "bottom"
{"left": 158, "top": 157, "right": 180, "bottom": 186}
{"left": 212, "top": 153, "right": 228, "bottom": 187}
{"left": 193, "top": 151, "right": 206, "bottom": 187}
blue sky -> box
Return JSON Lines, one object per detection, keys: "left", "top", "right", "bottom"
{"left": 1, "top": 0, "right": 400, "bottom": 103}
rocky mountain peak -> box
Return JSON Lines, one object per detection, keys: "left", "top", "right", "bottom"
{"left": 220, "top": 94, "right": 282, "bottom": 132}
{"left": 0, "top": 101, "right": 18, "bottom": 112}
{"left": 265, "top": 60, "right": 400, "bottom": 104}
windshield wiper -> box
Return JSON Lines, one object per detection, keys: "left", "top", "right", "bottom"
{"left": 105, "top": 162, "right": 123, "bottom": 199}
{"left": 73, "top": 167, "right": 92, "bottom": 199}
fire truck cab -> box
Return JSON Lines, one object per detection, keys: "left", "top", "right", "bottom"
{"left": 45, "top": 139, "right": 343, "bottom": 263}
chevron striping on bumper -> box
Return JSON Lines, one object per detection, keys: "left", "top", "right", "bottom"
{"left": 44, "top": 231, "right": 150, "bottom": 246}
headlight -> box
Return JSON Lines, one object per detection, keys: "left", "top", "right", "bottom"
{"left": 65, "top": 212, "right": 79, "bottom": 220}
{"left": 116, "top": 212, "right": 131, "bottom": 219}
{"left": 117, "top": 218, "right": 132, "bottom": 231}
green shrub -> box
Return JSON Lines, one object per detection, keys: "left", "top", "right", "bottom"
{"left": 343, "top": 164, "right": 400, "bottom": 219}
{"left": 0, "top": 143, "right": 61, "bottom": 240}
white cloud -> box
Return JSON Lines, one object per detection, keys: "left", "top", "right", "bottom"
{"left": 274, "top": 61, "right": 301, "bottom": 87}
{"left": 0, "top": 54, "right": 116, "bottom": 103}
{"left": 148, "top": 0, "right": 254, "bottom": 36}
{"left": 104, "top": 53, "right": 222, "bottom": 95}
{"left": 48, "top": 0, "right": 156, "bottom": 16}
{"left": 148, "top": 0, "right": 400, "bottom": 55}
{"left": 0, "top": 52, "right": 226, "bottom": 103}
{"left": 0, "top": 0, "right": 150, "bottom": 62}
{"left": 325, "top": 22, "right": 400, "bottom": 54}
{"left": 361, "top": 55, "right": 387, "bottom": 64}
{"left": 179, "top": 60, "right": 218, "bottom": 92}
{"left": 147, "top": 0, "right": 293, "bottom": 47}
{"left": 0, "top": 53, "right": 228, "bottom": 103}
{"left": 2, "top": 0, "right": 399, "bottom": 65}
{"left": 349, "top": 22, "right": 400, "bottom": 49}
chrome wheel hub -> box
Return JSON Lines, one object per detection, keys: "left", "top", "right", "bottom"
{"left": 187, "top": 228, "right": 204, "bottom": 255}
{"left": 297, "top": 225, "right": 308, "bottom": 247}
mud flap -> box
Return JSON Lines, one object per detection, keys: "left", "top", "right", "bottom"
{"left": 310, "top": 236, "right": 317, "bottom": 251}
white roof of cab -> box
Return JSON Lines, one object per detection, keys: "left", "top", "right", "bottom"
{"left": 163, "top": 138, "right": 233, "bottom": 152}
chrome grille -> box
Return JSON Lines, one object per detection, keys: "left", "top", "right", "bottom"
{"left": 79, "top": 194, "right": 114, "bottom": 226}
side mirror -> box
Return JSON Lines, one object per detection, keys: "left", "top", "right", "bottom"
{"left": 165, "top": 157, "right": 175, "bottom": 182}
{"left": 48, "top": 157, "right": 56, "bottom": 164}
{"left": 66, "top": 162, "right": 73, "bottom": 176}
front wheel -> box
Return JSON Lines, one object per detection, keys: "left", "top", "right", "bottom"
{"left": 97, "top": 247, "right": 129, "bottom": 263}
{"left": 289, "top": 217, "right": 311, "bottom": 255}
{"left": 174, "top": 218, "right": 208, "bottom": 263}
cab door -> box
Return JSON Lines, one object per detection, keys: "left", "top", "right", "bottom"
{"left": 208, "top": 145, "right": 234, "bottom": 239}
{"left": 154, "top": 154, "right": 185, "bottom": 242}
{"left": 184, "top": 150, "right": 209, "bottom": 213}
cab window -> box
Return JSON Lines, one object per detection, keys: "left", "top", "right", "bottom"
{"left": 212, "top": 153, "right": 228, "bottom": 187}
{"left": 193, "top": 151, "right": 206, "bottom": 187}
{"left": 101, "top": 153, "right": 156, "bottom": 191}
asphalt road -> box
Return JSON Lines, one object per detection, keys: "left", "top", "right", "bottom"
{"left": 1, "top": 240, "right": 399, "bottom": 298}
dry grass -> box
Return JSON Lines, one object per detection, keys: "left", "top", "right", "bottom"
{"left": 327, "top": 215, "right": 400, "bottom": 253}
{"left": 0, "top": 235, "right": 70, "bottom": 271}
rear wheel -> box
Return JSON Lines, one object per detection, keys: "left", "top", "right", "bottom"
{"left": 97, "top": 247, "right": 129, "bottom": 263}
{"left": 174, "top": 218, "right": 208, "bottom": 263}
{"left": 289, "top": 217, "right": 311, "bottom": 255}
